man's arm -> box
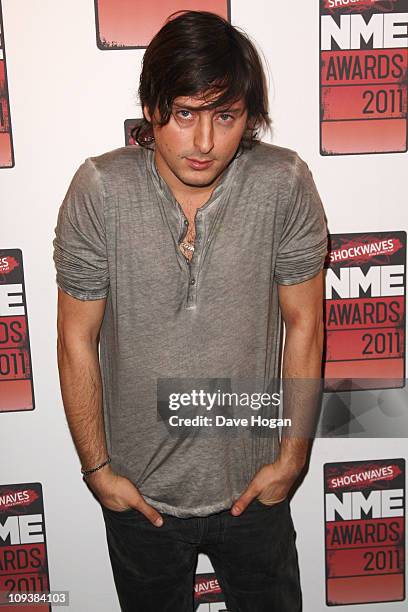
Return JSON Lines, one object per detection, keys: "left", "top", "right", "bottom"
{"left": 56, "top": 288, "right": 163, "bottom": 526}
{"left": 275, "top": 269, "right": 324, "bottom": 475}
{"left": 231, "top": 270, "right": 324, "bottom": 514}
{"left": 56, "top": 289, "right": 108, "bottom": 469}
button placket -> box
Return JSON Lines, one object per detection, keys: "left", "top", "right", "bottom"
{"left": 185, "top": 214, "right": 204, "bottom": 309}
{"left": 178, "top": 215, "right": 192, "bottom": 270}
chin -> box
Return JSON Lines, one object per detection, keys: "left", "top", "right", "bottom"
{"left": 182, "top": 177, "right": 217, "bottom": 188}
{"left": 177, "top": 168, "right": 222, "bottom": 188}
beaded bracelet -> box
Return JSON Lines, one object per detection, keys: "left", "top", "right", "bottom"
{"left": 81, "top": 456, "right": 111, "bottom": 479}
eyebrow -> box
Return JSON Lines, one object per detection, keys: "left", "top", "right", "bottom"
{"left": 173, "top": 103, "right": 244, "bottom": 114}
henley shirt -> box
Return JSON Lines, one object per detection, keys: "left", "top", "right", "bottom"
{"left": 53, "top": 141, "right": 328, "bottom": 517}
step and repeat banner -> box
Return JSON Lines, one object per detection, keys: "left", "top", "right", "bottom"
{"left": 1, "top": 0, "right": 407, "bottom": 610}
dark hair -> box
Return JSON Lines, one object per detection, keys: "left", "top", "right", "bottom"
{"left": 135, "top": 10, "right": 270, "bottom": 149}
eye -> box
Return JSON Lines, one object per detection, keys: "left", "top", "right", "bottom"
{"left": 218, "top": 113, "right": 234, "bottom": 123}
{"left": 175, "top": 109, "right": 193, "bottom": 120}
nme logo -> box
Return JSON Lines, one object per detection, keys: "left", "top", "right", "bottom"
{"left": 325, "top": 265, "right": 405, "bottom": 298}
{"left": 0, "top": 283, "right": 25, "bottom": 316}
{"left": 321, "top": 12, "right": 408, "bottom": 50}
{"left": 0, "top": 515, "right": 44, "bottom": 545}
{"left": 326, "top": 488, "right": 404, "bottom": 520}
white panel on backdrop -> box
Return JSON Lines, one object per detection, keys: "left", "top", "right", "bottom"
{"left": 0, "top": 1, "right": 406, "bottom": 610}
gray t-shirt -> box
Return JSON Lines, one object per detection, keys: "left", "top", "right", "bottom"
{"left": 53, "top": 141, "right": 328, "bottom": 517}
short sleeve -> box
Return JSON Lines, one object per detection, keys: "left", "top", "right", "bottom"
{"left": 53, "top": 158, "right": 109, "bottom": 300}
{"left": 275, "top": 155, "right": 328, "bottom": 285}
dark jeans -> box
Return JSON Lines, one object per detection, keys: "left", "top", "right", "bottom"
{"left": 101, "top": 497, "right": 302, "bottom": 612}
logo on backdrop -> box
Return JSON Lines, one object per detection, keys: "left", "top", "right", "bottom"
{"left": 324, "top": 459, "right": 405, "bottom": 606}
{"left": 0, "top": 483, "right": 51, "bottom": 609}
{"left": 0, "top": 249, "right": 35, "bottom": 412}
{"left": 94, "top": 0, "right": 230, "bottom": 49}
{"left": 194, "top": 572, "right": 227, "bottom": 611}
{"left": 320, "top": 0, "right": 408, "bottom": 155}
{"left": 323, "top": 231, "right": 406, "bottom": 391}
{"left": 0, "top": 0, "right": 14, "bottom": 167}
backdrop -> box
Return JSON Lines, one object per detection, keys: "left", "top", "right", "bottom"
{"left": 0, "top": 1, "right": 407, "bottom": 610}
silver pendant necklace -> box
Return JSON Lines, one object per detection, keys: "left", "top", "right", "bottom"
{"left": 179, "top": 242, "right": 194, "bottom": 252}
{"left": 179, "top": 241, "right": 195, "bottom": 260}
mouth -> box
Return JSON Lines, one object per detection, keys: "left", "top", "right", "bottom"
{"left": 185, "top": 158, "right": 214, "bottom": 170}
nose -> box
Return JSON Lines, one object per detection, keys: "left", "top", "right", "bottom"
{"left": 193, "top": 113, "right": 214, "bottom": 155}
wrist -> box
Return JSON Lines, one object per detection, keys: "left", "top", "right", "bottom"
{"left": 274, "top": 454, "right": 305, "bottom": 478}
{"left": 81, "top": 455, "right": 111, "bottom": 480}
{"left": 83, "top": 464, "right": 114, "bottom": 489}
{"left": 277, "top": 438, "right": 310, "bottom": 471}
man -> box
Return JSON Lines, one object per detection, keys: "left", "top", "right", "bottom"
{"left": 53, "top": 10, "right": 327, "bottom": 612}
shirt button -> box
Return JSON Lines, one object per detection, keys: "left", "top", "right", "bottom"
{"left": 184, "top": 219, "right": 188, "bottom": 226}
{"left": 190, "top": 278, "right": 196, "bottom": 285}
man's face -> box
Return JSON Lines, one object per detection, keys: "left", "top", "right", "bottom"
{"left": 144, "top": 94, "right": 248, "bottom": 190}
